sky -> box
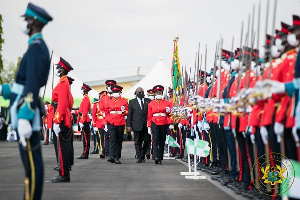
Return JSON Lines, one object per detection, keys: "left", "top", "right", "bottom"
{"left": 0, "top": 0, "right": 299, "bottom": 83}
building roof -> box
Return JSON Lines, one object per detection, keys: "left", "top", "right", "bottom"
{"left": 85, "top": 75, "right": 145, "bottom": 87}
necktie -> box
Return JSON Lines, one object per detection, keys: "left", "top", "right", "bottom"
{"left": 141, "top": 98, "right": 144, "bottom": 110}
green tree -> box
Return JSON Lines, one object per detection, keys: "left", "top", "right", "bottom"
{"left": 1, "top": 60, "right": 17, "bottom": 84}
{"left": 16, "top": 56, "right": 22, "bottom": 72}
{"left": 0, "top": 14, "right": 5, "bottom": 84}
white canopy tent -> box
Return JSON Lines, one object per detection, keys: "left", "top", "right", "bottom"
{"left": 40, "top": 55, "right": 99, "bottom": 100}
{"left": 122, "top": 57, "right": 172, "bottom": 99}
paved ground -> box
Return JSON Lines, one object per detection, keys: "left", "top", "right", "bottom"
{"left": 0, "top": 140, "right": 243, "bottom": 200}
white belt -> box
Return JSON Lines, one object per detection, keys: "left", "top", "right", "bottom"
{"left": 110, "top": 111, "right": 122, "bottom": 114}
{"left": 153, "top": 113, "right": 166, "bottom": 117}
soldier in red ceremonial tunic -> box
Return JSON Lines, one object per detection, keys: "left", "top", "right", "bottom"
{"left": 75, "top": 83, "right": 92, "bottom": 159}
{"left": 106, "top": 85, "right": 128, "bottom": 164}
{"left": 99, "top": 80, "right": 117, "bottom": 158}
{"left": 92, "top": 91, "right": 107, "bottom": 158}
{"left": 91, "top": 98, "right": 100, "bottom": 155}
{"left": 147, "top": 85, "right": 171, "bottom": 164}
{"left": 51, "top": 57, "right": 73, "bottom": 183}
{"left": 43, "top": 101, "right": 51, "bottom": 145}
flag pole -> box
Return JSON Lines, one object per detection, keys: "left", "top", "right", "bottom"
{"left": 180, "top": 139, "right": 200, "bottom": 176}
{"left": 168, "top": 142, "right": 170, "bottom": 159}
{"left": 185, "top": 139, "right": 206, "bottom": 180}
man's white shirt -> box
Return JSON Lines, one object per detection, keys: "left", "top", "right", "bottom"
{"left": 136, "top": 97, "right": 144, "bottom": 109}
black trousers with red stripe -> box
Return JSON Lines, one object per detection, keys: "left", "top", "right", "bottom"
{"left": 108, "top": 123, "right": 124, "bottom": 159}
{"left": 82, "top": 122, "right": 90, "bottom": 156}
{"left": 58, "top": 126, "right": 71, "bottom": 178}
{"left": 235, "top": 118, "right": 251, "bottom": 190}
{"left": 151, "top": 122, "right": 167, "bottom": 161}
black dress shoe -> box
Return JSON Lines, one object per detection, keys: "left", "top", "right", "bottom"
{"left": 233, "top": 187, "right": 246, "bottom": 195}
{"left": 220, "top": 177, "right": 235, "bottom": 186}
{"left": 175, "top": 155, "right": 184, "bottom": 159}
{"left": 211, "top": 175, "right": 221, "bottom": 181}
{"left": 43, "top": 142, "right": 49, "bottom": 145}
{"left": 115, "top": 158, "right": 121, "bottom": 164}
{"left": 107, "top": 157, "right": 115, "bottom": 163}
{"left": 228, "top": 181, "right": 242, "bottom": 189}
{"left": 51, "top": 176, "right": 70, "bottom": 183}
{"left": 210, "top": 169, "right": 221, "bottom": 175}
{"left": 100, "top": 154, "right": 105, "bottom": 158}
{"left": 54, "top": 166, "right": 59, "bottom": 171}
{"left": 136, "top": 159, "right": 142, "bottom": 163}
{"left": 155, "top": 157, "right": 159, "bottom": 164}
{"left": 90, "top": 151, "right": 99, "bottom": 154}
{"left": 76, "top": 155, "right": 89, "bottom": 159}
{"left": 146, "top": 153, "right": 150, "bottom": 159}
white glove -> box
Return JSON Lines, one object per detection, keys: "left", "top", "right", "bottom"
{"left": 242, "top": 131, "right": 246, "bottom": 138}
{"left": 71, "top": 110, "right": 75, "bottom": 114}
{"left": 248, "top": 97, "right": 256, "bottom": 105}
{"left": 248, "top": 126, "right": 253, "bottom": 134}
{"left": 274, "top": 122, "right": 284, "bottom": 143}
{"left": 219, "top": 104, "right": 226, "bottom": 113}
{"left": 262, "top": 79, "right": 286, "bottom": 94}
{"left": 121, "top": 106, "right": 125, "bottom": 112}
{"left": 102, "top": 113, "right": 105, "bottom": 118}
{"left": 94, "top": 127, "right": 98, "bottom": 132}
{"left": 53, "top": 123, "right": 61, "bottom": 137}
{"left": 197, "top": 121, "right": 201, "bottom": 131}
{"left": 169, "top": 124, "right": 174, "bottom": 130}
{"left": 204, "top": 122, "right": 210, "bottom": 130}
{"left": 245, "top": 88, "right": 254, "bottom": 97}
{"left": 255, "top": 80, "right": 264, "bottom": 89}
{"left": 232, "top": 129, "right": 236, "bottom": 138}
{"left": 245, "top": 105, "right": 252, "bottom": 113}
{"left": 166, "top": 107, "right": 170, "bottom": 113}
{"left": 79, "top": 122, "right": 84, "bottom": 130}
{"left": 104, "top": 125, "right": 108, "bottom": 132}
{"left": 250, "top": 134, "right": 255, "bottom": 144}
{"left": 18, "top": 119, "right": 32, "bottom": 147}
{"left": 292, "top": 126, "right": 300, "bottom": 146}
{"left": 148, "top": 127, "right": 152, "bottom": 135}
{"left": 274, "top": 122, "right": 284, "bottom": 137}
{"left": 178, "top": 123, "right": 183, "bottom": 129}
{"left": 260, "top": 126, "right": 268, "bottom": 145}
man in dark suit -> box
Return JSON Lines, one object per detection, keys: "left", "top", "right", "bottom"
{"left": 127, "top": 87, "right": 151, "bottom": 163}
